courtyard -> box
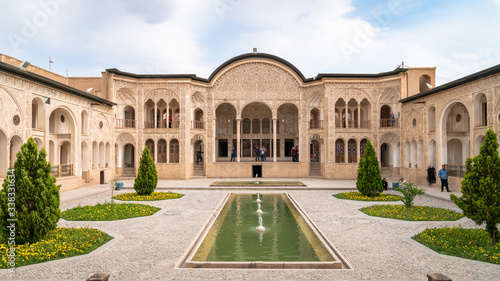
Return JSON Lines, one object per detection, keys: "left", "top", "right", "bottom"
{"left": 1, "top": 179, "right": 499, "bottom": 281}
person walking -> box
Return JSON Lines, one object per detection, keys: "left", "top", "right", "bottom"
{"left": 255, "top": 146, "right": 260, "bottom": 161}
{"left": 438, "top": 164, "right": 450, "bottom": 192}
{"left": 230, "top": 148, "right": 236, "bottom": 162}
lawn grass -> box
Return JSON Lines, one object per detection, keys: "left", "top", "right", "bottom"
{"left": 210, "top": 181, "right": 305, "bottom": 186}
{"left": 360, "top": 205, "right": 464, "bottom": 221}
{"left": 413, "top": 227, "right": 500, "bottom": 265}
{"left": 333, "top": 192, "right": 402, "bottom": 201}
{"left": 113, "top": 191, "right": 184, "bottom": 201}
{"left": 62, "top": 202, "right": 160, "bottom": 221}
{"left": 0, "top": 228, "right": 112, "bottom": 268}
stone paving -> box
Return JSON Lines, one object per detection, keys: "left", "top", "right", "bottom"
{"left": 1, "top": 179, "right": 499, "bottom": 281}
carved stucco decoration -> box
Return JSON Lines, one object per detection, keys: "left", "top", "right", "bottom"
{"left": 379, "top": 87, "right": 399, "bottom": 104}
{"left": 116, "top": 133, "right": 136, "bottom": 146}
{"left": 213, "top": 62, "right": 301, "bottom": 101}
{"left": 310, "top": 134, "right": 324, "bottom": 144}
{"left": 116, "top": 87, "right": 136, "bottom": 104}
{"left": 308, "top": 91, "right": 324, "bottom": 108}
{"left": 336, "top": 88, "right": 370, "bottom": 103}
{"left": 0, "top": 87, "right": 23, "bottom": 136}
{"left": 144, "top": 88, "right": 179, "bottom": 103}
{"left": 191, "top": 92, "right": 206, "bottom": 108}
{"left": 380, "top": 132, "right": 400, "bottom": 146}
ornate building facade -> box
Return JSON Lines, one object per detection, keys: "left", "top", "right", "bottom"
{"left": 0, "top": 53, "right": 499, "bottom": 191}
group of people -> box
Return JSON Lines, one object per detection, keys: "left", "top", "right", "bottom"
{"left": 254, "top": 146, "right": 268, "bottom": 161}
{"left": 381, "top": 165, "right": 450, "bottom": 192}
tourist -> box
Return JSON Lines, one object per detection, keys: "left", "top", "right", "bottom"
{"left": 291, "top": 146, "right": 296, "bottom": 162}
{"left": 389, "top": 111, "right": 395, "bottom": 127}
{"left": 230, "top": 148, "right": 235, "bottom": 162}
{"left": 427, "top": 166, "right": 436, "bottom": 186}
{"left": 382, "top": 178, "right": 388, "bottom": 190}
{"left": 261, "top": 146, "right": 266, "bottom": 161}
{"left": 255, "top": 146, "right": 260, "bottom": 161}
{"left": 295, "top": 146, "right": 299, "bottom": 162}
{"left": 438, "top": 165, "right": 450, "bottom": 192}
{"left": 195, "top": 150, "right": 203, "bottom": 164}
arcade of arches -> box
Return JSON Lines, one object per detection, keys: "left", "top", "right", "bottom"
{"left": 0, "top": 53, "right": 499, "bottom": 190}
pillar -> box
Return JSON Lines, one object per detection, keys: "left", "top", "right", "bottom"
{"left": 237, "top": 118, "right": 241, "bottom": 162}
{"left": 273, "top": 118, "right": 277, "bottom": 162}
{"left": 345, "top": 104, "right": 348, "bottom": 128}
{"left": 357, "top": 104, "right": 361, "bottom": 128}
{"left": 154, "top": 105, "right": 158, "bottom": 128}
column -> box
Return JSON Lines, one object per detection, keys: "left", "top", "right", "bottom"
{"left": 155, "top": 141, "right": 158, "bottom": 163}
{"left": 357, "top": 104, "right": 361, "bottom": 128}
{"left": 345, "top": 104, "right": 349, "bottom": 128}
{"left": 166, "top": 142, "right": 170, "bottom": 163}
{"left": 117, "top": 146, "right": 123, "bottom": 168}
{"left": 273, "top": 118, "right": 277, "bottom": 162}
{"left": 154, "top": 105, "right": 158, "bottom": 128}
{"left": 166, "top": 105, "right": 170, "bottom": 128}
{"left": 236, "top": 118, "right": 241, "bottom": 162}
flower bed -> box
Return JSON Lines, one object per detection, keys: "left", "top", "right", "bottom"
{"left": 113, "top": 191, "right": 184, "bottom": 201}
{"left": 413, "top": 227, "right": 500, "bottom": 265}
{"left": 62, "top": 202, "right": 160, "bottom": 221}
{"left": 0, "top": 228, "right": 112, "bottom": 268}
{"left": 360, "top": 205, "right": 464, "bottom": 221}
{"left": 333, "top": 192, "right": 402, "bottom": 201}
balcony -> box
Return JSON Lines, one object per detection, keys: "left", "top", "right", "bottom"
{"left": 191, "top": 120, "right": 205, "bottom": 129}
{"left": 115, "top": 119, "right": 136, "bottom": 129}
{"left": 335, "top": 120, "right": 371, "bottom": 129}
{"left": 380, "top": 118, "right": 399, "bottom": 128}
{"left": 144, "top": 120, "right": 180, "bottom": 129}
{"left": 309, "top": 120, "right": 324, "bottom": 129}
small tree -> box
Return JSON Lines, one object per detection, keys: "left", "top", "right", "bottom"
{"left": 0, "top": 138, "right": 61, "bottom": 244}
{"left": 451, "top": 128, "right": 500, "bottom": 244}
{"left": 396, "top": 182, "right": 425, "bottom": 208}
{"left": 134, "top": 146, "right": 158, "bottom": 196}
{"left": 356, "top": 139, "right": 383, "bottom": 197}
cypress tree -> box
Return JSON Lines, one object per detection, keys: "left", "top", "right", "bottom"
{"left": 451, "top": 128, "right": 500, "bottom": 244}
{"left": 356, "top": 139, "right": 383, "bottom": 197}
{"left": 0, "top": 137, "right": 61, "bottom": 244}
{"left": 134, "top": 146, "right": 158, "bottom": 196}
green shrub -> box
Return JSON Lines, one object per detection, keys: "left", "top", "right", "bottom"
{"left": 356, "top": 139, "right": 383, "bottom": 197}
{"left": 451, "top": 128, "right": 500, "bottom": 244}
{"left": 0, "top": 138, "right": 61, "bottom": 244}
{"left": 396, "top": 182, "right": 425, "bottom": 208}
{"left": 133, "top": 146, "right": 158, "bottom": 196}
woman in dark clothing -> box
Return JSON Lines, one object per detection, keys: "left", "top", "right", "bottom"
{"left": 427, "top": 166, "right": 436, "bottom": 185}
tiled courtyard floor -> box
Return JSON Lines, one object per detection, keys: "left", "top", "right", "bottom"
{"left": 1, "top": 179, "right": 499, "bottom": 281}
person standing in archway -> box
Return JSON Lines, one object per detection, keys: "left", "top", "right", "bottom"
{"left": 230, "top": 148, "right": 236, "bottom": 162}
{"left": 438, "top": 165, "right": 450, "bottom": 192}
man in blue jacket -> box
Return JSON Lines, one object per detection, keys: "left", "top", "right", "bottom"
{"left": 438, "top": 164, "right": 450, "bottom": 192}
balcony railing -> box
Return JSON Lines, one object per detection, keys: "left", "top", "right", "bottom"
{"left": 380, "top": 118, "right": 400, "bottom": 128}
{"left": 191, "top": 120, "right": 205, "bottom": 129}
{"left": 50, "top": 164, "right": 74, "bottom": 178}
{"left": 446, "top": 164, "right": 466, "bottom": 178}
{"left": 335, "top": 120, "right": 371, "bottom": 129}
{"left": 309, "top": 120, "right": 324, "bottom": 129}
{"left": 115, "top": 119, "right": 136, "bottom": 128}
{"left": 144, "top": 120, "right": 180, "bottom": 129}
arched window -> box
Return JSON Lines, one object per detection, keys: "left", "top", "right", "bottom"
{"left": 146, "top": 139, "right": 155, "bottom": 161}
{"left": 348, "top": 139, "right": 357, "bottom": 163}
{"left": 169, "top": 139, "right": 179, "bottom": 163}
{"left": 252, "top": 118, "right": 260, "bottom": 134}
{"left": 242, "top": 118, "right": 250, "bottom": 134}
{"left": 262, "top": 118, "right": 270, "bottom": 134}
{"left": 335, "top": 139, "right": 345, "bottom": 163}
{"left": 158, "top": 139, "right": 167, "bottom": 163}
{"left": 360, "top": 139, "right": 367, "bottom": 159}
{"left": 419, "top": 75, "right": 431, "bottom": 92}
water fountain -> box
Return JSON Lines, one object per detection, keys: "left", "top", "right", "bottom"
{"left": 256, "top": 194, "right": 265, "bottom": 232}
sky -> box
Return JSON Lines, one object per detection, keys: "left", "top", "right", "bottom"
{"left": 1, "top": 0, "right": 499, "bottom": 86}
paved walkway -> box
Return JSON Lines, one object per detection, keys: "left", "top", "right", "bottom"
{"left": 5, "top": 178, "right": 490, "bottom": 281}
{"left": 60, "top": 178, "right": 462, "bottom": 204}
